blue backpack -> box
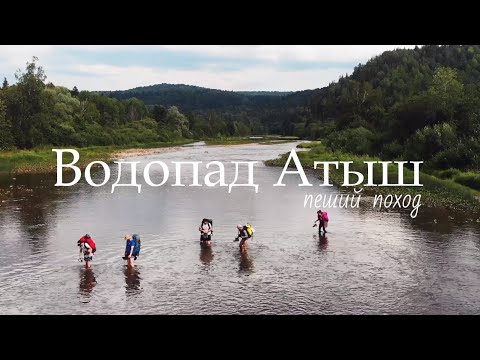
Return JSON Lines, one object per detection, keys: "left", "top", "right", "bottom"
{"left": 132, "top": 234, "right": 141, "bottom": 256}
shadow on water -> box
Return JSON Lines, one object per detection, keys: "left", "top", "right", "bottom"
{"left": 124, "top": 266, "right": 142, "bottom": 296}
{"left": 199, "top": 244, "right": 214, "bottom": 268}
{"left": 405, "top": 205, "right": 480, "bottom": 234}
{"left": 237, "top": 250, "right": 254, "bottom": 275}
{"left": 79, "top": 268, "right": 97, "bottom": 303}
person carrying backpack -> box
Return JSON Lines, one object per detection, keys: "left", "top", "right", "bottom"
{"left": 77, "top": 234, "right": 96, "bottom": 268}
{"left": 123, "top": 234, "right": 141, "bottom": 268}
{"left": 199, "top": 218, "right": 213, "bottom": 246}
{"left": 235, "top": 223, "right": 255, "bottom": 252}
{"left": 313, "top": 210, "right": 329, "bottom": 234}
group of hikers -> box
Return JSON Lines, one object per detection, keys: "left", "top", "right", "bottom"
{"left": 77, "top": 233, "right": 141, "bottom": 269}
{"left": 198, "top": 219, "right": 255, "bottom": 252}
{"left": 76, "top": 221, "right": 256, "bottom": 269}
{"left": 77, "top": 209, "right": 329, "bottom": 269}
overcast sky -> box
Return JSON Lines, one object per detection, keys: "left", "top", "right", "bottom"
{"left": 0, "top": 45, "right": 417, "bottom": 92}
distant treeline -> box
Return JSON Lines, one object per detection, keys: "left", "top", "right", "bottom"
{"left": 2, "top": 45, "right": 480, "bottom": 174}
{"left": 101, "top": 84, "right": 295, "bottom": 110}
{"left": 101, "top": 84, "right": 318, "bottom": 138}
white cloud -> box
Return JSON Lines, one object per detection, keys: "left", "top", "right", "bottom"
{"left": 50, "top": 63, "right": 353, "bottom": 91}
{"left": 0, "top": 45, "right": 54, "bottom": 66}
{"left": 0, "top": 45, "right": 57, "bottom": 83}
{"left": 150, "top": 45, "right": 417, "bottom": 63}
{"left": 0, "top": 45, "right": 421, "bottom": 91}
{"left": 36, "top": 45, "right": 417, "bottom": 63}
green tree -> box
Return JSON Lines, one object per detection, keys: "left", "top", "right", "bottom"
{"left": 326, "top": 126, "right": 375, "bottom": 154}
{"left": 428, "top": 67, "right": 464, "bottom": 119}
{"left": 2, "top": 77, "right": 8, "bottom": 89}
{"left": 235, "top": 121, "right": 251, "bottom": 136}
{"left": 152, "top": 105, "right": 167, "bottom": 123}
{"left": 7, "top": 56, "right": 47, "bottom": 148}
{"left": 124, "top": 97, "right": 147, "bottom": 122}
{"left": 166, "top": 106, "right": 191, "bottom": 138}
{"left": 405, "top": 122, "right": 457, "bottom": 161}
{"left": 226, "top": 121, "right": 237, "bottom": 136}
{"left": 0, "top": 98, "right": 14, "bottom": 149}
{"left": 15, "top": 56, "right": 47, "bottom": 99}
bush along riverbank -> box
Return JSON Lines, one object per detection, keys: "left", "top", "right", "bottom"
{"left": 265, "top": 142, "right": 480, "bottom": 214}
{"left": 0, "top": 140, "right": 194, "bottom": 174}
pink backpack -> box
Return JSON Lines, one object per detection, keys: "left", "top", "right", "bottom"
{"left": 322, "top": 211, "right": 329, "bottom": 221}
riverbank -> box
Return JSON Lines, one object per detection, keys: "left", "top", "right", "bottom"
{"left": 265, "top": 142, "right": 480, "bottom": 214}
{"left": 112, "top": 147, "right": 183, "bottom": 159}
{"left": 0, "top": 140, "right": 194, "bottom": 174}
{"left": 205, "top": 136, "right": 298, "bottom": 146}
{"left": 0, "top": 137, "right": 298, "bottom": 174}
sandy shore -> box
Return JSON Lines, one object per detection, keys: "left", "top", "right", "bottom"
{"left": 212, "top": 140, "right": 298, "bottom": 148}
{"left": 112, "top": 147, "right": 183, "bottom": 159}
{"left": 112, "top": 140, "right": 298, "bottom": 159}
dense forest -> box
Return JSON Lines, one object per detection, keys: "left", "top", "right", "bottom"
{"left": 102, "top": 84, "right": 317, "bottom": 137}
{"left": 307, "top": 45, "right": 480, "bottom": 172}
{"left": 1, "top": 45, "right": 480, "bottom": 174}
{"left": 101, "top": 84, "right": 293, "bottom": 110}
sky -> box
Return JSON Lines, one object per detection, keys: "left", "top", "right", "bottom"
{"left": 0, "top": 45, "right": 417, "bottom": 92}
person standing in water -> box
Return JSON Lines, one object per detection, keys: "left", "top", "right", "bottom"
{"left": 77, "top": 234, "right": 96, "bottom": 269}
{"left": 314, "top": 210, "right": 328, "bottom": 234}
{"left": 123, "top": 234, "right": 137, "bottom": 268}
{"left": 236, "top": 224, "right": 250, "bottom": 252}
{"left": 199, "top": 218, "right": 213, "bottom": 246}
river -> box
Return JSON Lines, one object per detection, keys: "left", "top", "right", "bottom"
{"left": 1, "top": 141, "right": 480, "bottom": 314}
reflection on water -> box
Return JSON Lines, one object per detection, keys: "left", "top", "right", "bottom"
{"left": 318, "top": 233, "right": 329, "bottom": 252}
{"left": 238, "top": 251, "right": 254, "bottom": 275}
{"left": 1, "top": 142, "right": 480, "bottom": 314}
{"left": 0, "top": 174, "right": 62, "bottom": 254}
{"left": 79, "top": 268, "right": 97, "bottom": 302}
{"left": 199, "top": 244, "right": 214, "bottom": 268}
{"left": 124, "top": 266, "right": 142, "bottom": 296}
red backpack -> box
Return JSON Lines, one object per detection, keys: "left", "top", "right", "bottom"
{"left": 78, "top": 234, "right": 97, "bottom": 253}
{"left": 322, "top": 211, "right": 329, "bottom": 222}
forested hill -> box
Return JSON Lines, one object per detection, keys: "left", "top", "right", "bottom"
{"left": 307, "top": 45, "right": 480, "bottom": 171}
{"left": 101, "top": 84, "right": 295, "bottom": 111}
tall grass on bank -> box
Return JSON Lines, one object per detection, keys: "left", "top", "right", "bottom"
{"left": 454, "top": 172, "right": 480, "bottom": 191}
{"left": 428, "top": 169, "right": 480, "bottom": 191}
{"left": 0, "top": 139, "right": 194, "bottom": 174}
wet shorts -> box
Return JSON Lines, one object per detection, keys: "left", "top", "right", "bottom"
{"left": 84, "top": 254, "right": 93, "bottom": 262}
{"left": 200, "top": 234, "right": 211, "bottom": 241}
